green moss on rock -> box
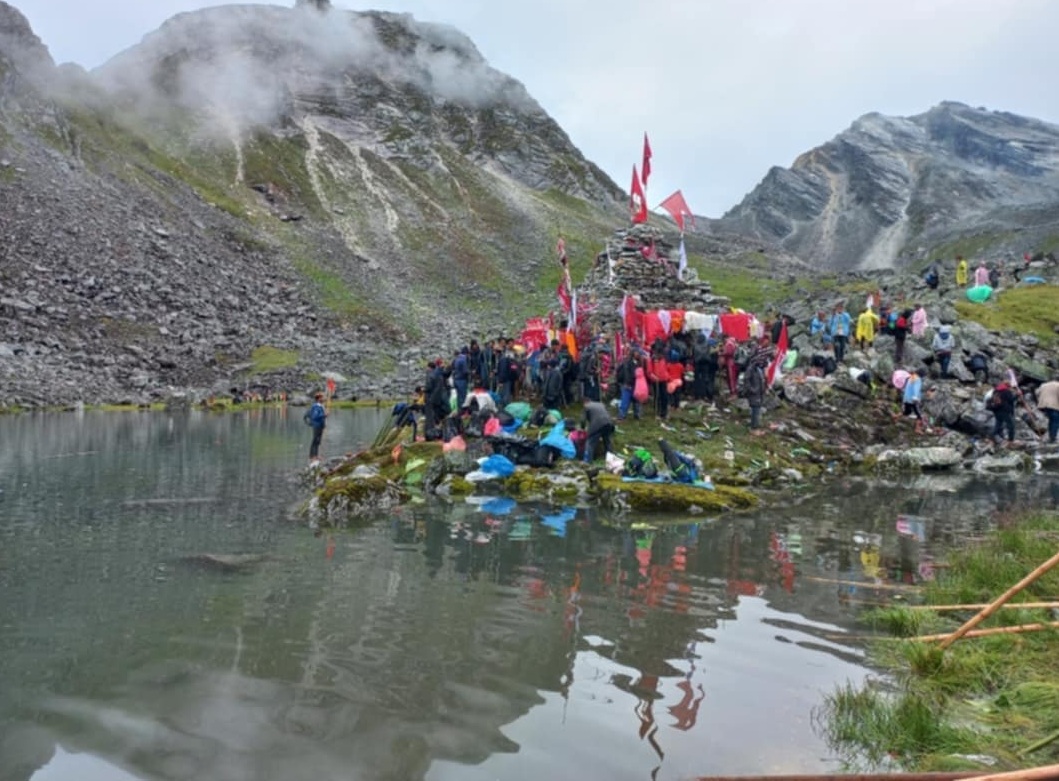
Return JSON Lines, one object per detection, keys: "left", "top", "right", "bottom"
{"left": 594, "top": 474, "right": 757, "bottom": 513}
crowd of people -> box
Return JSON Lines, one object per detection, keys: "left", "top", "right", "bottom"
{"left": 305, "top": 251, "right": 1059, "bottom": 463}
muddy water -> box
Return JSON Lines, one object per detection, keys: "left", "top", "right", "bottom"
{"left": 1, "top": 408, "right": 1055, "bottom": 781}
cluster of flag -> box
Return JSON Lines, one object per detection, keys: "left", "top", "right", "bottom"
{"left": 629, "top": 133, "right": 696, "bottom": 233}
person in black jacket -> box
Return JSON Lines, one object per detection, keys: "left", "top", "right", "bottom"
{"left": 423, "top": 361, "right": 450, "bottom": 439}
{"left": 990, "top": 381, "right": 1017, "bottom": 444}
{"left": 691, "top": 334, "right": 718, "bottom": 402}
{"left": 542, "top": 359, "right": 565, "bottom": 410}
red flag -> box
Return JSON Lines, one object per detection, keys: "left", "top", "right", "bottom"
{"left": 556, "top": 279, "right": 571, "bottom": 313}
{"left": 630, "top": 165, "right": 648, "bottom": 224}
{"left": 642, "top": 133, "right": 652, "bottom": 188}
{"left": 659, "top": 190, "right": 695, "bottom": 232}
{"left": 766, "top": 320, "right": 789, "bottom": 387}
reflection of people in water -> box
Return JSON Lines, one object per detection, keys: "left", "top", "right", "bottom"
{"left": 612, "top": 673, "right": 665, "bottom": 763}
{"left": 668, "top": 676, "right": 705, "bottom": 731}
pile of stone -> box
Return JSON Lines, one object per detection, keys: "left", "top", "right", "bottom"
{"left": 576, "top": 224, "right": 730, "bottom": 337}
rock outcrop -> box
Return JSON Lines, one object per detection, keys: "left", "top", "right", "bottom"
{"left": 0, "top": 2, "right": 625, "bottom": 407}
{"left": 714, "top": 102, "right": 1059, "bottom": 271}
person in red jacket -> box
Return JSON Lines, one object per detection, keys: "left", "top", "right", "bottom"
{"left": 666, "top": 351, "right": 686, "bottom": 412}
{"left": 647, "top": 345, "right": 669, "bottom": 420}
{"left": 721, "top": 336, "right": 738, "bottom": 397}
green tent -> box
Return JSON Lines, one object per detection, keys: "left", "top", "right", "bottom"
{"left": 966, "top": 285, "right": 993, "bottom": 303}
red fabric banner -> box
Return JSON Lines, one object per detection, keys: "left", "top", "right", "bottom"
{"left": 630, "top": 165, "right": 648, "bottom": 224}
{"left": 767, "top": 320, "right": 789, "bottom": 387}
{"left": 659, "top": 190, "right": 695, "bottom": 232}
{"left": 642, "top": 133, "right": 652, "bottom": 189}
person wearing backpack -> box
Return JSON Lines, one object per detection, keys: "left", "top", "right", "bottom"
{"left": 893, "top": 309, "right": 911, "bottom": 363}
{"left": 616, "top": 352, "right": 642, "bottom": 421}
{"left": 304, "top": 392, "right": 328, "bottom": 462}
{"left": 989, "top": 380, "right": 1017, "bottom": 445}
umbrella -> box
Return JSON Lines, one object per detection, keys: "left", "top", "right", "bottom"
{"left": 321, "top": 371, "right": 348, "bottom": 383}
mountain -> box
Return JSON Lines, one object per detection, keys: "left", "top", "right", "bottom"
{"left": 0, "top": 2, "right": 627, "bottom": 406}
{"left": 714, "top": 102, "right": 1059, "bottom": 270}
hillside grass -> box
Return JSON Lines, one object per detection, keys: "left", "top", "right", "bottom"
{"left": 691, "top": 252, "right": 801, "bottom": 311}
{"left": 249, "top": 346, "right": 299, "bottom": 373}
{"left": 955, "top": 286, "right": 1059, "bottom": 346}
{"left": 927, "top": 232, "right": 1018, "bottom": 262}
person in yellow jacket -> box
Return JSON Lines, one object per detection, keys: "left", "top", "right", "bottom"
{"left": 855, "top": 307, "right": 880, "bottom": 350}
{"left": 955, "top": 256, "right": 968, "bottom": 286}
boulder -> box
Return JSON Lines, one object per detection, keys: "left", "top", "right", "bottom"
{"left": 877, "top": 446, "right": 962, "bottom": 470}
{"left": 973, "top": 453, "right": 1028, "bottom": 472}
{"left": 781, "top": 381, "right": 818, "bottom": 408}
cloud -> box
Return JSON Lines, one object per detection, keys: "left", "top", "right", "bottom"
{"left": 14, "top": 0, "right": 1059, "bottom": 214}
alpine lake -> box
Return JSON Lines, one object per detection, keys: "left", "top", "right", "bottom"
{"left": 2, "top": 407, "right": 1056, "bottom": 781}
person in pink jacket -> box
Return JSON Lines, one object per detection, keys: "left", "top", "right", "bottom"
{"left": 911, "top": 304, "right": 928, "bottom": 337}
{"left": 974, "top": 261, "right": 990, "bottom": 287}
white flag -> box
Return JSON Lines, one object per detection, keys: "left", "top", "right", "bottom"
{"left": 571, "top": 287, "right": 578, "bottom": 328}
{"left": 678, "top": 238, "right": 688, "bottom": 281}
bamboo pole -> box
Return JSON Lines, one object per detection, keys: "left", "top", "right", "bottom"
{"left": 965, "top": 764, "right": 1059, "bottom": 781}
{"left": 916, "top": 620, "right": 1059, "bottom": 643}
{"left": 1022, "top": 726, "right": 1059, "bottom": 757}
{"left": 802, "top": 575, "right": 921, "bottom": 591}
{"left": 687, "top": 766, "right": 1059, "bottom": 781}
{"left": 938, "top": 549, "right": 1059, "bottom": 650}
{"left": 688, "top": 774, "right": 976, "bottom": 781}
{"left": 909, "top": 601, "right": 1059, "bottom": 612}
{"left": 686, "top": 775, "right": 991, "bottom": 779}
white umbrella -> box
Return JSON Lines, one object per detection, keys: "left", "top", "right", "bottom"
{"left": 321, "top": 371, "right": 347, "bottom": 383}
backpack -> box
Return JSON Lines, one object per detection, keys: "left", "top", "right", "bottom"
{"left": 623, "top": 449, "right": 658, "bottom": 479}
{"left": 734, "top": 342, "right": 754, "bottom": 370}
{"left": 633, "top": 367, "right": 650, "bottom": 403}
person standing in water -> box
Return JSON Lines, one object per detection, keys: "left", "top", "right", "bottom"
{"left": 305, "top": 392, "right": 327, "bottom": 462}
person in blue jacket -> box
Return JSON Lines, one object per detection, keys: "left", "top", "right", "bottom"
{"left": 305, "top": 392, "right": 327, "bottom": 461}
{"left": 828, "top": 303, "right": 852, "bottom": 363}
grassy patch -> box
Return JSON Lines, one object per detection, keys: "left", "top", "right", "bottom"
{"left": 955, "top": 286, "right": 1059, "bottom": 346}
{"left": 691, "top": 254, "right": 800, "bottom": 311}
{"left": 249, "top": 346, "right": 299, "bottom": 374}
{"left": 927, "top": 232, "right": 1017, "bottom": 262}
{"left": 820, "top": 511, "right": 1059, "bottom": 770}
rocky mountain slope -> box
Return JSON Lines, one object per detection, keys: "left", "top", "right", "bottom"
{"left": 714, "top": 102, "right": 1059, "bottom": 271}
{"left": 0, "top": 1, "right": 630, "bottom": 406}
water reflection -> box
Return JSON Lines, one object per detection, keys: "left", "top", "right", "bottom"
{"left": 2, "top": 411, "right": 1059, "bottom": 780}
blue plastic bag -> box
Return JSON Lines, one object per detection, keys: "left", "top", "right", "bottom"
{"left": 540, "top": 421, "right": 576, "bottom": 459}
{"left": 480, "top": 454, "right": 516, "bottom": 477}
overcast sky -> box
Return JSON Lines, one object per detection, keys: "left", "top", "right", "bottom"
{"left": 13, "top": 0, "right": 1059, "bottom": 217}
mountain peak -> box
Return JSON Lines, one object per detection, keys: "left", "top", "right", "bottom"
{"left": 0, "top": 1, "right": 53, "bottom": 75}
{"left": 718, "top": 102, "right": 1059, "bottom": 270}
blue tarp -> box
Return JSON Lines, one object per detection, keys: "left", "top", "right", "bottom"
{"left": 540, "top": 421, "right": 576, "bottom": 459}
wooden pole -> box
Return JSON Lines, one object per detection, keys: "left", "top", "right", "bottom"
{"left": 938, "top": 549, "right": 1059, "bottom": 650}
{"left": 965, "top": 764, "right": 1059, "bottom": 781}
{"left": 909, "top": 601, "right": 1059, "bottom": 612}
{"left": 917, "top": 620, "right": 1059, "bottom": 643}
{"left": 687, "top": 766, "right": 1059, "bottom": 781}
{"left": 802, "top": 575, "right": 921, "bottom": 591}
{"left": 1022, "top": 727, "right": 1059, "bottom": 757}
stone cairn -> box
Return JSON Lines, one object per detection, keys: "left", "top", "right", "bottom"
{"left": 576, "top": 224, "right": 730, "bottom": 338}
